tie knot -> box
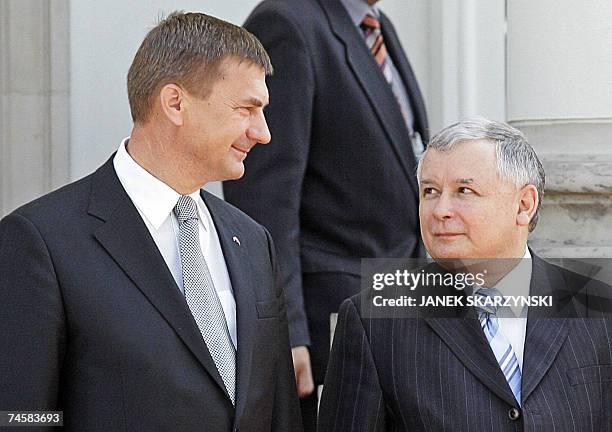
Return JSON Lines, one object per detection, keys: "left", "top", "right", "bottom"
{"left": 174, "top": 196, "right": 198, "bottom": 225}
{"left": 361, "top": 13, "right": 380, "bottom": 31}
{"left": 474, "top": 287, "right": 503, "bottom": 315}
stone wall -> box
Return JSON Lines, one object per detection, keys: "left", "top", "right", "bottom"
{"left": 0, "top": 0, "right": 70, "bottom": 216}
{"left": 507, "top": 0, "right": 612, "bottom": 258}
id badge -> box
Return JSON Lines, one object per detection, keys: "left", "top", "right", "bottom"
{"left": 412, "top": 131, "right": 425, "bottom": 160}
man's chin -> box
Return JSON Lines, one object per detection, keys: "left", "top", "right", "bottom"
{"left": 428, "top": 243, "right": 471, "bottom": 261}
{"left": 226, "top": 163, "right": 246, "bottom": 181}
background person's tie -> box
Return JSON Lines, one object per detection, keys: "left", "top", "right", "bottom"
{"left": 360, "top": 13, "right": 424, "bottom": 159}
{"left": 474, "top": 288, "right": 522, "bottom": 406}
{"left": 360, "top": 14, "right": 393, "bottom": 84}
{"left": 174, "top": 195, "right": 236, "bottom": 405}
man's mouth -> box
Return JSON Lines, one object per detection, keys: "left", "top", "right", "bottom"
{"left": 231, "top": 145, "right": 250, "bottom": 157}
{"left": 434, "top": 232, "right": 463, "bottom": 237}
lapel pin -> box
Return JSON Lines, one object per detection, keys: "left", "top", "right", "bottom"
{"left": 232, "top": 236, "right": 241, "bottom": 246}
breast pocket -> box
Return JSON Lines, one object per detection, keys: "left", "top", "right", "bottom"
{"left": 567, "top": 364, "right": 612, "bottom": 386}
{"left": 256, "top": 298, "right": 279, "bottom": 319}
{"left": 566, "top": 364, "right": 612, "bottom": 430}
{"left": 253, "top": 299, "right": 281, "bottom": 365}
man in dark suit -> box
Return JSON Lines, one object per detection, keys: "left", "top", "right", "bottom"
{"left": 318, "top": 118, "right": 612, "bottom": 431}
{"left": 223, "top": 1, "right": 428, "bottom": 428}
{"left": 0, "top": 12, "right": 301, "bottom": 431}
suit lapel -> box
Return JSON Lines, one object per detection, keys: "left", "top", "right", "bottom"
{"left": 201, "top": 192, "right": 257, "bottom": 423}
{"left": 88, "top": 158, "right": 232, "bottom": 403}
{"left": 424, "top": 303, "right": 518, "bottom": 407}
{"left": 425, "top": 256, "right": 580, "bottom": 406}
{"left": 379, "top": 12, "right": 429, "bottom": 142}
{"left": 318, "top": 0, "right": 419, "bottom": 198}
{"left": 521, "top": 255, "right": 574, "bottom": 403}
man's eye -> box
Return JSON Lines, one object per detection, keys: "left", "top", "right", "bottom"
{"left": 458, "top": 187, "right": 473, "bottom": 194}
{"left": 422, "top": 187, "right": 437, "bottom": 196}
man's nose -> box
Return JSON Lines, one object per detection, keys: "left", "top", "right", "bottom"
{"left": 248, "top": 111, "right": 271, "bottom": 144}
{"left": 432, "top": 191, "right": 454, "bottom": 220}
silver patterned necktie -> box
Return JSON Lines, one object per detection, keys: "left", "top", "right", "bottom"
{"left": 174, "top": 195, "right": 236, "bottom": 405}
{"left": 474, "top": 287, "right": 522, "bottom": 406}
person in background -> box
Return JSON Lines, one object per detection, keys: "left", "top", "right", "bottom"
{"left": 224, "top": 1, "right": 428, "bottom": 429}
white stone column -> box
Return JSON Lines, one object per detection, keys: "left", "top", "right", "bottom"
{"left": 427, "top": 0, "right": 506, "bottom": 133}
{"left": 507, "top": 0, "right": 612, "bottom": 257}
{"left": 0, "top": 0, "right": 70, "bottom": 216}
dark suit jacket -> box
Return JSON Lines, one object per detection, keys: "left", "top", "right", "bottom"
{"left": 0, "top": 157, "right": 302, "bottom": 432}
{"left": 224, "top": 0, "right": 429, "bottom": 356}
{"left": 318, "top": 255, "right": 612, "bottom": 431}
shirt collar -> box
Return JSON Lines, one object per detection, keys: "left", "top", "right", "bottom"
{"left": 340, "top": 0, "right": 380, "bottom": 27}
{"left": 474, "top": 248, "right": 532, "bottom": 317}
{"left": 113, "top": 137, "right": 209, "bottom": 231}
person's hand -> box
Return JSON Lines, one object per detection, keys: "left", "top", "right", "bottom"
{"left": 291, "top": 346, "right": 315, "bottom": 398}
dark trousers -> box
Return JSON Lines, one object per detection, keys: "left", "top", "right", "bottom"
{"left": 300, "top": 272, "right": 361, "bottom": 432}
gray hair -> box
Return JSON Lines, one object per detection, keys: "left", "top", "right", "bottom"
{"left": 417, "top": 117, "right": 545, "bottom": 232}
{"left": 127, "top": 11, "right": 273, "bottom": 123}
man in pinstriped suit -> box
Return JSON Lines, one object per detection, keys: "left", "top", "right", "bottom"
{"left": 318, "top": 118, "right": 612, "bottom": 431}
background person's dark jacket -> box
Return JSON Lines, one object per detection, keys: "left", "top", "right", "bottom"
{"left": 224, "top": 0, "right": 429, "bottom": 384}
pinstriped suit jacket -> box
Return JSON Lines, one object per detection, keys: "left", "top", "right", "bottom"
{"left": 318, "top": 255, "right": 612, "bottom": 431}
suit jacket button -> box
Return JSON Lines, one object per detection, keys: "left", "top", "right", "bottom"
{"left": 508, "top": 407, "right": 521, "bottom": 421}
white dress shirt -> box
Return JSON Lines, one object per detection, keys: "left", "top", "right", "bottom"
{"left": 477, "top": 249, "right": 532, "bottom": 370}
{"left": 113, "top": 138, "right": 237, "bottom": 348}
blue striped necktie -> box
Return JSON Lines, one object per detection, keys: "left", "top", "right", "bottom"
{"left": 474, "top": 288, "right": 522, "bottom": 405}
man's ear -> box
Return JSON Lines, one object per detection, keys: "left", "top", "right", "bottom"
{"left": 159, "top": 84, "right": 184, "bottom": 126}
{"left": 516, "top": 184, "right": 538, "bottom": 227}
